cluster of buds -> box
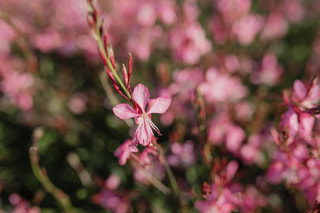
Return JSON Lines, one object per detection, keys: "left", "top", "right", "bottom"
{"left": 87, "top": 0, "right": 133, "bottom": 102}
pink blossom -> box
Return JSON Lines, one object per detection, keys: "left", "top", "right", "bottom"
{"left": 225, "top": 124, "right": 245, "bottom": 153}
{"left": 195, "top": 161, "right": 240, "bottom": 213}
{"left": 210, "top": 16, "right": 228, "bottom": 45}
{"left": 207, "top": 113, "right": 246, "bottom": 154}
{"left": 114, "top": 139, "right": 138, "bottom": 165}
{"left": 217, "top": 0, "right": 251, "bottom": 23}
{"left": 105, "top": 174, "right": 121, "bottom": 190}
{"left": 93, "top": 188, "right": 130, "bottom": 213}
{"left": 292, "top": 80, "right": 320, "bottom": 108}
{"left": 134, "top": 147, "right": 165, "bottom": 184}
{"left": 224, "top": 55, "right": 240, "bottom": 73}
{"left": 251, "top": 53, "right": 283, "bottom": 86}
{"left": 0, "top": 20, "right": 16, "bottom": 54}
{"left": 68, "top": 93, "right": 87, "bottom": 114}
{"left": 279, "top": 106, "right": 299, "bottom": 145}
{"left": 137, "top": 4, "right": 156, "bottom": 27}
{"left": 158, "top": 2, "right": 177, "bottom": 25}
{"left": 299, "top": 113, "right": 315, "bottom": 139}
{"left": 232, "top": 14, "right": 264, "bottom": 46}
{"left": 282, "top": 0, "right": 305, "bottom": 23}
{"left": 260, "top": 13, "right": 288, "bottom": 42}
{"left": 113, "top": 84, "right": 171, "bottom": 146}
{"left": 199, "top": 68, "right": 247, "bottom": 103}
{"left": 8, "top": 194, "right": 40, "bottom": 213}
{"left": 32, "top": 29, "right": 63, "bottom": 52}
{"left": 169, "top": 22, "right": 211, "bottom": 64}
{"left": 167, "top": 140, "right": 196, "bottom": 167}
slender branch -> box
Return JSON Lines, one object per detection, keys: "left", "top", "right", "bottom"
{"left": 29, "top": 128, "right": 75, "bottom": 213}
{"left": 155, "top": 144, "right": 179, "bottom": 197}
{"left": 86, "top": 0, "right": 132, "bottom": 100}
{"left": 99, "top": 71, "right": 135, "bottom": 128}
{"left": 96, "top": 39, "right": 132, "bottom": 100}
{"left": 130, "top": 154, "right": 171, "bottom": 195}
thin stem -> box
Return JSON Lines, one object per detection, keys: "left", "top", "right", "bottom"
{"left": 99, "top": 71, "right": 135, "bottom": 128}
{"left": 96, "top": 38, "right": 132, "bottom": 100}
{"left": 130, "top": 155, "right": 171, "bottom": 195}
{"left": 156, "top": 143, "right": 179, "bottom": 197}
{"left": 29, "top": 128, "right": 75, "bottom": 213}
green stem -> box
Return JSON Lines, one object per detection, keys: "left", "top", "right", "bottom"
{"left": 29, "top": 128, "right": 75, "bottom": 213}
{"left": 156, "top": 144, "right": 179, "bottom": 197}
{"left": 99, "top": 71, "right": 134, "bottom": 128}
{"left": 97, "top": 37, "right": 132, "bottom": 100}
{"left": 131, "top": 155, "right": 171, "bottom": 195}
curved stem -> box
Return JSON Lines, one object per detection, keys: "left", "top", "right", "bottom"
{"left": 155, "top": 144, "right": 179, "bottom": 197}
{"left": 130, "top": 154, "right": 171, "bottom": 195}
{"left": 97, "top": 38, "right": 132, "bottom": 100}
{"left": 29, "top": 128, "right": 75, "bottom": 213}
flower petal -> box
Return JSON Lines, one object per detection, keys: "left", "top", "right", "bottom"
{"left": 133, "top": 84, "right": 150, "bottom": 111}
{"left": 292, "top": 80, "right": 306, "bottom": 102}
{"left": 134, "top": 118, "right": 153, "bottom": 146}
{"left": 113, "top": 103, "right": 140, "bottom": 120}
{"left": 147, "top": 97, "right": 172, "bottom": 114}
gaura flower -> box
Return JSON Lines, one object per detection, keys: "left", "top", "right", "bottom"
{"left": 113, "top": 84, "right": 171, "bottom": 146}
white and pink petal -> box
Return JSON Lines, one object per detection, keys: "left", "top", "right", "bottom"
{"left": 147, "top": 97, "right": 172, "bottom": 114}
{"left": 132, "top": 84, "right": 150, "bottom": 111}
{"left": 113, "top": 103, "right": 140, "bottom": 120}
{"left": 134, "top": 119, "right": 154, "bottom": 146}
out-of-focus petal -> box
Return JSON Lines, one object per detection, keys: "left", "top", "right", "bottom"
{"left": 147, "top": 97, "right": 172, "bottom": 114}
{"left": 132, "top": 84, "right": 150, "bottom": 111}
{"left": 292, "top": 80, "right": 306, "bottom": 102}
{"left": 113, "top": 103, "right": 139, "bottom": 120}
{"left": 306, "top": 84, "right": 320, "bottom": 102}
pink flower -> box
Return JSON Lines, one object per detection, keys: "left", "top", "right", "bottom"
{"left": 232, "top": 14, "right": 264, "bottom": 46}
{"left": 114, "top": 139, "right": 138, "bottom": 165}
{"left": 113, "top": 84, "right": 171, "bottom": 146}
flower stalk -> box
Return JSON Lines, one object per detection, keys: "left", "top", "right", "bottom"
{"left": 29, "top": 128, "right": 75, "bottom": 213}
{"left": 87, "top": 0, "right": 132, "bottom": 101}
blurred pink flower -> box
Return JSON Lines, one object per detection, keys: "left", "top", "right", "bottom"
{"left": 224, "top": 55, "right": 240, "bottom": 73}
{"left": 32, "top": 29, "right": 63, "bottom": 52}
{"left": 260, "top": 13, "right": 288, "bottom": 42}
{"left": 158, "top": 1, "right": 177, "bottom": 25}
{"left": 195, "top": 161, "right": 239, "bottom": 213}
{"left": 292, "top": 80, "right": 320, "bottom": 108}
{"left": 93, "top": 188, "right": 129, "bottom": 213}
{"left": 217, "top": 0, "right": 251, "bottom": 23}
{"left": 210, "top": 17, "right": 228, "bottom": 45}
{"left": 251, "top": 53, "right": 283, "bottom": 86}
{"left": 225, "top": 124, "right": 245, "bottom": 153}
{"left": 207, "top": 113, "right": 246, "bottom": 154}
{"left": 299, "top": 112, "right": 315, "bottom": 140}
{"left": 8, "top": 194, "right": 40, "bottom": 213}
{"left": 113, "top": 84, "right": 171, "bottom": 146}
{"left": 279, "top": 106, "right": 299, "bottom": 145}
{"left": 199, "top": 68, "right": 247, "bottom": 103}
{"left": 232, "top": 14, "right": 264, "bottom": 46}
{"left": 0, "top": 20, "right": 16, "bottom": 54}
{"left": 167, "top": 140, "right": 196, "bottom": 167}
{"left": 114, "top": 139, "right": 138, "bottom": 165}
{"left": 68, "top": 93, "right": 87, "bottom": 114}
{"left": 0, "top": 64, "right": 34, "bottom": 111}
{"left": 282, "top": 0, "right": 305, "bottom": 23}
{"left": 137, "top": 4, "right": 156, "bottom": 27}
{"left": 169, "top": 22, "right": 211, "bottom": 64}
{"left": 105, "top": 174, "right": 121, "bottom": 191}
{"left": 134, "top": 146, "right": 165, "bottom": 184}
